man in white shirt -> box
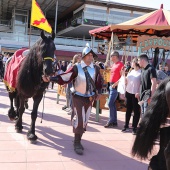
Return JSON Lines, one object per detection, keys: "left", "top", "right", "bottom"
{"left": 42, "top": 44, "right": 103, "bottom": 155}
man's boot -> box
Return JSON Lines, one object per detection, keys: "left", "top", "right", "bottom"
{"left": 74, "top": 134, "right": 83, "bottom": 155}
{"left": 80, "top": 134, "right": 84, "bottom": 150}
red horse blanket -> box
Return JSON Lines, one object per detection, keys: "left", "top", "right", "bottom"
{"left": 4, "top": 48, "right": 28, "bottom": 92}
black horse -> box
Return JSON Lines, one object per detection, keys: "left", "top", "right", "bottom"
{"left": 5, "top": 31, "right": 55, "bottom": 143}
{"left": 132, "top": 78, "right": 170, "bottom": 170}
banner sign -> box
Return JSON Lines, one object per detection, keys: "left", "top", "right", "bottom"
{"left": 137, "top": 35, "right": 170, "bottom": 53}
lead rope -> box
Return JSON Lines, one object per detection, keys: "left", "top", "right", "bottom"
{"left": 40, "top": 90, "right": 46, "bottom": 123}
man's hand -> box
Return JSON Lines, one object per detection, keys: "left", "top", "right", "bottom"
{"left": 135, "top": 93, "right": 140, "bottom": 99}
{"left": 148, "top": 97, "right": 151, "bottom": 104}
{"left": 111, "top": 84, "right": 115, "bottom": 88}
{"left": 62, "top": 84, "right": 67, "bottom": 88}
{"left": 112, "top": 83, "right": 117, "bottom": 88}
{"left": 42, "top": 75, "right": 50, "bottom": 82}
{"left": 121, "top": 67, "right": 126, "bottom": 76}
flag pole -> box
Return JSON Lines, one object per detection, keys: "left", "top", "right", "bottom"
{"left": 54, "top": 0, "right": 58, "bottom": 34}
{"left": 29, "top": 0, "right": 32, "bottom": 49}
{"left": 29, "top": 24, "right": 32, "bottom": 49}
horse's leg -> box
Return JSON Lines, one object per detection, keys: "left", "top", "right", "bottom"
{"left": 27, "top": 93, "right": 43, "bottom": 143}
{"left": 164, "top": 83, "right": 170, "bottom": 170}
{"left": 164, "top": 130, "right": 170, "bottom": 170}
{"left": 149, "top": 127, "right": 170, "bottom": 170}
{"left": 15, "top": 96, "right": 25, "bottom": 133}
{"left": 8, "top": 92, "right": 17, "bottom": 121}
{"left": 13, "top": 94, "right": 20, "bottom": 120}
{"left": 24, "top": 98, "right": 29, "bottom": 109}
{"left": 148, "top": 155, "right": 159, "bottom": 170}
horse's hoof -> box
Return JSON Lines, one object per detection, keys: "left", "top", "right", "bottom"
{"left": 14, "top": 116, "right": 19, "bottom": 121}
{"left": 29, "top": 140, "right": 37, "bottom": 144}
{"left": 9, "top": 116, "right": 18, "bottom": 122}
{"left": 15, "top": 129, "right": 22, "bottom": 133}
{"left": 27, "top": 133, "right": 38, "bottom": 144}
{"left": 8, "top": 109, "right": 17, "bottom": 120}
{"left": 8, "top": 114, "right": 18, "bottom": 121}
{"left": 15, "top": 126, "right": 23, "bottom": 133}
{"left": 8, "top": 117, "right": 15, "bottom": 121}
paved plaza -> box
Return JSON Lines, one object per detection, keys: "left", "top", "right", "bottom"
{"left": 0, "top": 81, "right": 152, "bottom": 170}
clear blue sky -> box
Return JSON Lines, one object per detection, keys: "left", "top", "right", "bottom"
{"left": 106, "top": 0, "right": 170, "bottom": 10}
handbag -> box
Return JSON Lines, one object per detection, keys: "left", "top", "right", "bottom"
{"left": 117, "top": 75, "right": 126, "bottom": 94}
{"left": 138, "top": 89, "right": 151, "bottom": 106}
{"left": 117, "top": 75, "right": 126, "bottom": 100}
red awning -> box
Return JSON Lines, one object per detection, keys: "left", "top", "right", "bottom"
{"left": 89, "top": 4, "right": 170, "bottom": 40}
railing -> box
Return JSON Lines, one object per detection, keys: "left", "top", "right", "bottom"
{"left": 0, "top": 32, "right": 139, "bottom": 58}
{"left": 0, "top": 32, "right": 38, "bottom": 42}
{"left": 0, "top": 19, "right": 11, "bottom": 26}
{"left": 0, "top": 32, "right": 102, "bottom": 48}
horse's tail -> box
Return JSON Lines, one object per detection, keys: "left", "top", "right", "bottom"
{"left": 132, "top": 77, "right": 170, "bottom": 159}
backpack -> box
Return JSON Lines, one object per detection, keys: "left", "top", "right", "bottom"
{"left": 156, "top": 70, "right": 168, "bottom": 81}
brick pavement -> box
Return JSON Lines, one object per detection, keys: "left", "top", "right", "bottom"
{"left": 0, "top": 81, "right": 151, "bottom": 170}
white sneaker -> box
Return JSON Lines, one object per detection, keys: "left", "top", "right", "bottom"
{"left": 65, "top": 108, "right": 72, "bottom": 112}
{"left": 67, "top": 109, "right": 72, "bottom": 115}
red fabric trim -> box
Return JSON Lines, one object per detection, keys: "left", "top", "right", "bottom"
{"left": 4, "top": 48, "right": 27, "bottom": 92}
{"left": 89, "top": 25, "right": 112, "bottom": 39}
{"left": 55, "top": 66, "right": 78, "bottom": 85}
{"left": 89, "top": 25, "right": 111, "bottom": 35}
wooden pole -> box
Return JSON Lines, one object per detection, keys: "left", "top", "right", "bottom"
{"left": 106, "top": 32, "right": 113, "bottom": 65}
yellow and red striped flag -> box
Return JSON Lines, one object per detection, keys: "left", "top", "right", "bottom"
{"left": 30, "top": 0, "right": 52, "bottom": 33}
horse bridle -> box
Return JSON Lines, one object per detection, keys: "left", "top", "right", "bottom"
{"left": 43, "top": 57, "right": 53, "bottom": 61}
{"left": 42, "top": 56, "right": 54, "bottom": 77}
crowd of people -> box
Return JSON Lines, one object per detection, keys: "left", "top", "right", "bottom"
{"left": 104, "top": 52, "right": 170, "bottom": 136}
{"left": 17, "top": 47, "right": 170, "bottom": 153}
{"left": 2, "top": 47, "right": 170, "bottom": 155}
{"left": 0, "top": 52, "right": 13, "bottom": 80}
{"left": 41, "top": 47, "right": 170, "bottom": 155}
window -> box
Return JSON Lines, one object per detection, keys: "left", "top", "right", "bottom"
{"left": 110, "top": 10, "right": 130, "bottom": 17}
{"left": 108, "top": 9, "right": 134, "bottom": 24}
{"left": 85, "top": 7, "right": 106, "bottom": 14}
{"left": 15, "top": 15, "right": 27, "bottom": 25}
{"left": 133, "top": 13, "right": 142, "bottom": 17}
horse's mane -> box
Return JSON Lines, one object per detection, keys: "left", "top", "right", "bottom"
{"left": 17, "top": 38, "right": 45, "bottom": 98}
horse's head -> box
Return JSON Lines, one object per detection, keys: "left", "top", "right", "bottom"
{"left": 41, "top": 31, "right": 56, "bottom": 76}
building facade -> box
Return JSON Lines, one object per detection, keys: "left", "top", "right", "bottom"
{"left": 0, "top": 0, "right": 155, "bottom": 61}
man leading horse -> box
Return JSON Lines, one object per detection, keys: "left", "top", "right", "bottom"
{"left": 43, "top": 44, "right": 103, "bottom": 155}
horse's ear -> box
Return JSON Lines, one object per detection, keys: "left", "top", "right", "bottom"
{"left": 52, "top": 31, "right": 55, "bottom": 40}
{"left": 41, "top": 31, "right": 46, "bottom": 40}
